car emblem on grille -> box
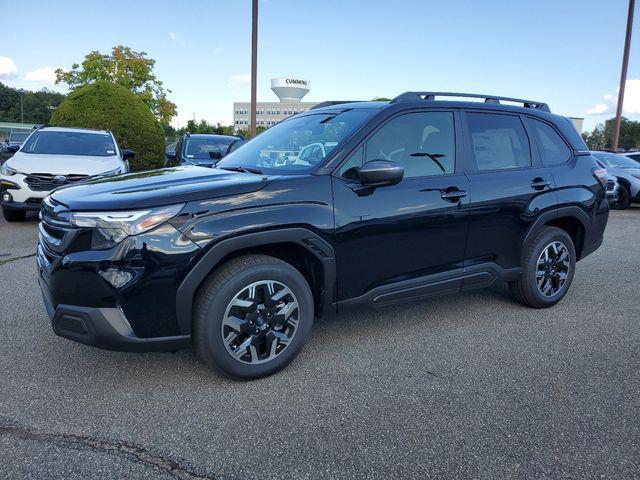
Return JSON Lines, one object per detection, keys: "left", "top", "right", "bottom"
{"left": 52, "top": 175, "right": 67, "bottom": 183}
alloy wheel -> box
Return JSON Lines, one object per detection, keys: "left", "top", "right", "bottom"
{"left": 221, "top": 280, "right": 300, "bottom": 365}
{"left": 536, "top": 241, "right": 570, "bottom": 297}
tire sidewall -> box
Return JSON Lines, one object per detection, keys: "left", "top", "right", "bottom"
{"left": 525, "top": 229, "right": 576, "bottom": 307}
{"left": 614, "top": 185, "right": 631, "bottom": 209}
{"left": 201, "top": 263, "right": 313, "bottom": 379}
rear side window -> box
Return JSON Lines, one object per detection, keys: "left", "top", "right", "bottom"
{"left": 466, "top": 113, "right": 531, "bottom": 171}
{"left": 525, "top": 118, "right": 571, "bottom": 165}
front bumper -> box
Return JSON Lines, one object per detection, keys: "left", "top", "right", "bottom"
{"left": 39, "top": 273, "right": 190, "bottom": 352}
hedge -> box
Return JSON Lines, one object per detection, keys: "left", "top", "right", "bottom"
{"left": 50, "top": 81, "right": 165, "bottom": 171}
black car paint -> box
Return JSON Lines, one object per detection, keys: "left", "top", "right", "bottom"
{"left": 39, "top": 99, "right": 609, "bottom": 349}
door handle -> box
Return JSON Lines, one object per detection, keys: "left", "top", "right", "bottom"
{"left": 441, "top": 188, "right": 467, "bottom": 201}
{"left": 531, "top": 178, "right": 550, "bottom": 190}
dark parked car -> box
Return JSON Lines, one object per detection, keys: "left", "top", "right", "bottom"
{"left": 1, "top": 131, "right": 31, "bottom": 163}
{"left": 165, "top": 133, "right": 245, "bottom": 167}
{"left": 621, "top": 151, "right": 640, "bottom": 164}
{"left": 38, "top": 92, "right": 609, "bottom": 379}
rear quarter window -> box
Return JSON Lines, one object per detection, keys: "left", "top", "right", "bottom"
{"left": 525, "top": 117, "right": 572, "bottom": 166}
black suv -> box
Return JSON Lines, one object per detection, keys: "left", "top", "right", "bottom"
{"left": 37, "top": 92, "right": 609, "bottom": 379}
{"left": 164, "top": 133, "right": 245, "bottom": 168}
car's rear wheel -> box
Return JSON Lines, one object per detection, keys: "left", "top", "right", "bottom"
{"left": 509, "top": 226, "right": 576, "bottom": 309}
{"left": 613, "top": 184, "right": 631, "bottom": 210}
{"left": 2, "top": 208, "right": 26, "bottom": 222}
{"left": 193, "top": 254, "right": 314, "bottom": 379}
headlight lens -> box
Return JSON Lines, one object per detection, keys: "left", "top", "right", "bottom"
{"left": 99, "top": 166, "right": 125, "bottom": 177}
{"left": 1, "top": 164, "right": 22, "bottom": 176}
{"left": 69, "top": 203, "right": 185, "bottom": 243}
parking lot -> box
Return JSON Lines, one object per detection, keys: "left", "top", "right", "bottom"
{"left": 0, "top": 208, "right": 638, "bottom": 479}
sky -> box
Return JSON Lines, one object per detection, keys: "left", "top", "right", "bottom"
{"left": 1, "top": 0, "right": 639, "bottom": 132}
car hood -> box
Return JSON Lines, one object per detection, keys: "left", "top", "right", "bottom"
{"left": 7, "top": 152, "right": 123, "bottom": 175}
{"left": 51, "top": 166, "right": 277, "bottom": 210}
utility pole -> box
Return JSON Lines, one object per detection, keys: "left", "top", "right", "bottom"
{"left": 250, "top": 0, "right": 258, "bottom": 137}
{"left": 613, "top": 0, "right": 635, "bottom": 151}
{"left": 20, "top": 95, "right": 24, "bottom": 123}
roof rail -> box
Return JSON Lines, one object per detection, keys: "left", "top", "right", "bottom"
{"left": 310, "top": 101, "right": 361, "bottom": 110}
{"left": 391, "top": 92, "right": 550, "bottom": 112}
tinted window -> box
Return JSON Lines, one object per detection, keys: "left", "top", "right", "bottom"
{"left": 525, "top": 118, "right": 571, "bottom": 165}
{"left": 467, "top": 113, "right": 531, "bottom": 170}
{"left": 592, "top": 151, "right": 640, "bottom": 169}
{"left": 338, "top": 146, "right": 364, "bottom": 180}
{"left": 363, "top": 111, "right": 455, "bottom": 178}
{"left": 184, "top": 136, "right": 238, "bottom": 160}
{"left": 21, "top": 130, "right": 116, "bottom": 157}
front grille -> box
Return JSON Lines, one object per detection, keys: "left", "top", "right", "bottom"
{"left": 26, "top": 173, "right": 88, "bottom": 191}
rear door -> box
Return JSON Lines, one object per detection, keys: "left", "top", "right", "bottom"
{"left": 462, "top": 111, "right": 558, "bottom": 273}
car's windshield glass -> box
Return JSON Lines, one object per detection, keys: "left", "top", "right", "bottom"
{"left": 21, "top": 131, "right": 116, "bottom": 157}
{"left": 185, "top": 136, "right": 238, "bottom": 160}
{"left": 9, "top": 132, "right": 29, "bottom": 143}
{"left": 593, "top": 152, "right": 639, "bottom": 169}
{"left": 217, "top": 109, "right": 376, "bottom": 174}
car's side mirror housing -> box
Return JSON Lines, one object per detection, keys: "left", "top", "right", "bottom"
{"left": 122, "top": 149, "right": 135, "bottom": 160}
{"left": 359, "top": 160, "right": 404, "bottom": 187}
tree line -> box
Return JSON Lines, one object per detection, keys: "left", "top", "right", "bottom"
{"left": 0, "top": 82, "right": 65, "bottom": 124}
{"left": 581, "top": 117, "right": 640, "bottom": 151}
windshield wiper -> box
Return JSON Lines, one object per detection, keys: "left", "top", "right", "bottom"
{"left": 218, "top": 165, "right": 263, "bottom": 175}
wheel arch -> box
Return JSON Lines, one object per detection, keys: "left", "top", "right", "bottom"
{"left": 176, "top": 228, "right": 336, "bottom": 335}
{"left": 523, "top": 207, "right": 589, "bottom": 261}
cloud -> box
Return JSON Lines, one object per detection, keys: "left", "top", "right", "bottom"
{"left": 587, "top": 80, "right": 640, "bottom": 116}
{"left": 25, "top": 66, "right": 58, "bottom": 84}
{"left": 228, "top": 74, "right": 250, "bottom": 86}
{"left": 587, "top": 103, "right": 609, "bottom": 115}
{"left": 169, "top": 31, "right": 176, "bottom": 40}
{"left": 0, "top": 57, "right": 18, "bottom": 78}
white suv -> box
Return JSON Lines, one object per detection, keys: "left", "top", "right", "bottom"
{"left": 0, "top": 127, "right": 131, "bottom": 222}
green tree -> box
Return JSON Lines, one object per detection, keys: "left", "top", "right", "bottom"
{"left": 0, "top": 82, "right": 65, "bottom": 124}
{"left": 50, "top": 81, "right": 165, "bottom": 171}
{"left": 55, "top": 46, "right": 177, "bottom": 125}
{"left": 582, "top": 117, "right": 640, "bottom": 151}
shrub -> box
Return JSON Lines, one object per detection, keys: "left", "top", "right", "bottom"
{"left": 50, "top": 81, "right": 165, "bottom": 171}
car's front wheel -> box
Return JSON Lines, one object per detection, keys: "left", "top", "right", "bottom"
{"left": 509, "top": 226, "right": 576, "bottom": 309}
{"left": 2, "top": 207, "right": 26, "bottom": 222}
{"left": 613, "top": 184, "right": 631, "bottom": 210}
{"left": 193, "top": 254, "right": 314, "bottom": 379}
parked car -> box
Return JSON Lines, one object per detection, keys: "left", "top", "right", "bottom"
{"left": 165, "top": 133, "right": 245, "bottom": 167}
{"left": 38, "top": 92, "right": 609, "bottom": 379}
{"left": 603, "top": 171, "right": 620, "bottom": 205}
{"left": 1, "top": 131, "right": 32, "bottom": 164}
{"left": 0, "top": 127, "right": 132, "bottom": 222}
{"left": 591, "top": 151, "right": 640, "bottom": 209}
{"left": 621, "top": 151, "right": 640, "bottom": 164}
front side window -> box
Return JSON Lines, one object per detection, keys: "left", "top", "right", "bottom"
{"left": 217, "top": 109, "right": 376, "bottom": 174}
{"left": 467, "top": 113, "right": 531, "bottom": 171}
{"left": 363, "top": 111, "right": 456, "bottom": 178}
{"left": 21, "top": 130, "right": 116, "bottom": 157}
{"left": 525, "top": 118, "right": 571, "bottom": 166}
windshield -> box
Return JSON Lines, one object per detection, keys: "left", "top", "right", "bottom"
{"left": 593, "top": 152, "right": 639, "bottom": 169}
{"left": 21, "top": 130, "right": 116, "bottom": 157}
{"left": 9, "top": 132, "right": 29, "bottom": 143}
{"left": 217, "top": 109, "right": 376, "bottom": 173}
{"left": 185, "top": 136, "right": 239, "bottom": 160}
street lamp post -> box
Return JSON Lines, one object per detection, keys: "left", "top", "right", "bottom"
{"left": 250, "top": 0, "right": 258, "bottom": 137}
{"left": 613, "top": 0, "right": 635, "bottom": 152}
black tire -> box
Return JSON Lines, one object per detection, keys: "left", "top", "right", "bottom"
{"left": 509, "top": 226, "right": 576, "bottom": 309}
{"left": 2, "top": 208, "right": 26, "bottom": 222}
{"left": 193, "top": 254, "right": 314, "bottom": 379}
{"left": 613, "top": 184, "right": 631, "bottom": 210}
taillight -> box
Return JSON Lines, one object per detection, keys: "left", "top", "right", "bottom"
{"left": 592, "top": 168, "right": 608, "bottom": 189}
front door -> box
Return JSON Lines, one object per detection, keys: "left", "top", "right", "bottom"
{"left": 332, "top": 110, "right": 470, "bottom": 303}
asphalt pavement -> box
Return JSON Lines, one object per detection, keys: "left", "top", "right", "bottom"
{"left": 0, "top": 208, "right": 638, "bottom": 479}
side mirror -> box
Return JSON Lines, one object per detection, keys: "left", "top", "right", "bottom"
{"left": 7, "top": 145, "right": 19, "bottom": 153}
{"left": 122, "top": 149, "right": 135, "bottom": 160}
{"left": 359, "top": 160, "right": 404, "bottom": 187}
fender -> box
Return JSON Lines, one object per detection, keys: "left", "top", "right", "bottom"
{"left": 522, "top": 205, "right": 590, "bottom": 254}
{"left": 175, "top": 228, "right": 336, "bottom": 335}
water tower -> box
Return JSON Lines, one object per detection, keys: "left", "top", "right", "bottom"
{"left": 271, "top": 78, "right": 310, "bottom": 102}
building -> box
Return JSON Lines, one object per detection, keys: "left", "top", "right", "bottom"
{"left": 233, "top": 78, "right": 318, "bottom": 132}
{"left": 569, "top": 117, "right": 584, "bottom": 134}
{"left": 0, "top": 121, "right": 38, "bottom": 142}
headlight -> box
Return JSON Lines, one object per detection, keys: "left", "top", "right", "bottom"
{"left": 69, "top": 203, "right": 185, "bottom": 243}
{"left": 1, "top": 164, "right": 23, "bottom": 176}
